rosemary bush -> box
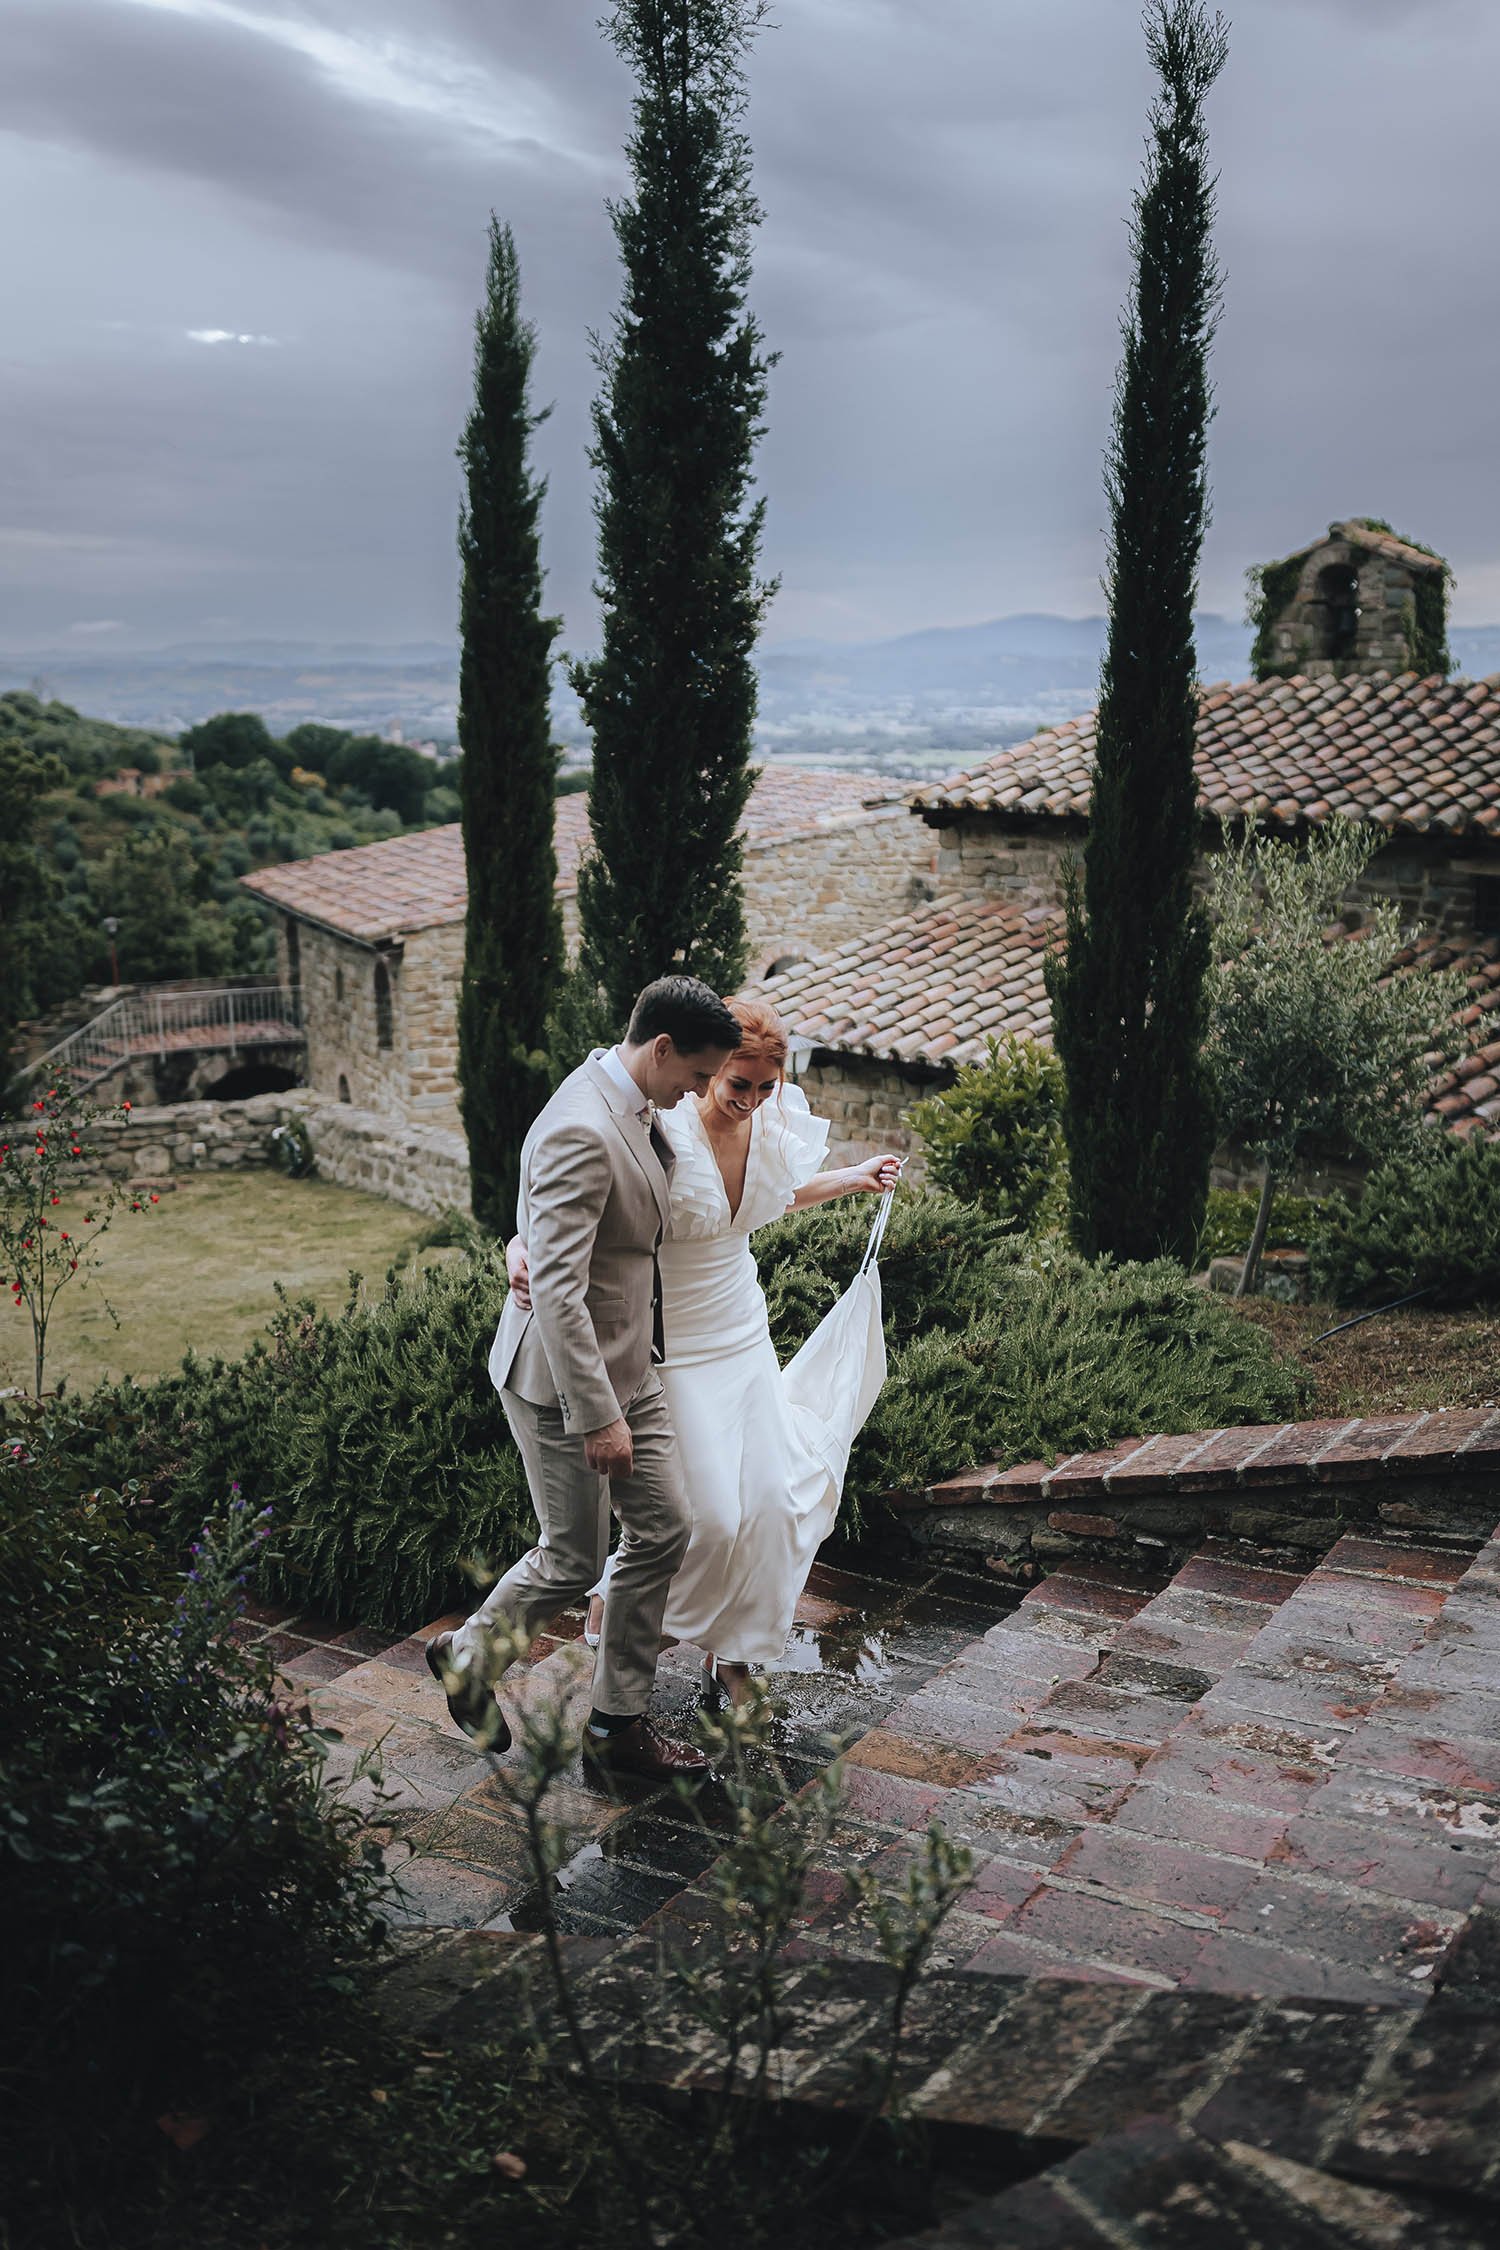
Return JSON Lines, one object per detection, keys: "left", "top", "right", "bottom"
{"left": 69, "top": 1192, "right": 1301, "bottom": 1605}
{"left": 756, "top": 1190, "right": 1303, "bottom": 1506}
{"left": 76, "top": 1254, "right": 533, "bottom": 1629}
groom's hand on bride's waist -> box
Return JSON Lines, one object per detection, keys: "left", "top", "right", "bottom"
{"left": 506, "top": 1237, "right": 532, "bottom": 1310}
{"left": 584, "top": 1417, "right": 633, "bottom": 1478}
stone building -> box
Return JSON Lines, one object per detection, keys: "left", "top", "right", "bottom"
{"left": 1251, "top": 519, "right": 1449, "bottom": 681}
{"left": 241, "top": 766, "right": 933, "bottom": 1129}
{"left": 770, "top": 665, "right": 1500, "bottom": 1167}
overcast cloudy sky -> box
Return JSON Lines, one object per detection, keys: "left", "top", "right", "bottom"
{"left": 2, "top": 0, "right": 1495, "bottom": 654}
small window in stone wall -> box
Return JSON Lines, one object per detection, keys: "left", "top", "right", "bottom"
{"left": 285, "top": 918, "right": 301, "bottom": 989}
{"left": 335, "top": 965, "right": 345, "bottom": 1003}
{"left": 374, "top": 958, "right": 394, "bottom": 1050}
{"left": 1476, "top": 874, "right": 1500, "bottom": 933}
{"left": 338, "top": 1074, "right": 351, "bottom": 1103}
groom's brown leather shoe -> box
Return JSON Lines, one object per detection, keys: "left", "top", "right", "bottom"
{"left": 583, "top": 1718, "right": 709, "bottom": 1783}
{"left": 425, "top": 1631, "right": 511, "bottom": 1752}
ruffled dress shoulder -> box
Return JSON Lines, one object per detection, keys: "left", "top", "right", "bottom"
{"left": 660, "top": 1085, "right": 830, "bottom": 1241}
{"left": 742, "top": 1082, "right": 830, "bottom": 1233}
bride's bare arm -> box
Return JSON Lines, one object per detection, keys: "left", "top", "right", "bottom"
{"left": 791, "top": 1153, "right": 901, "bottom": 1209}
{"left": 505, "top": 1235, "right": 531, "bottom": 1309}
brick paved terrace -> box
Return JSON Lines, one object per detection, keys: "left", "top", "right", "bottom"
{"left": 246, "top": 1551, "right": 1014, "bottom": 1935}
{"left": 241, "top": 1412, "right": 1500, "bottom": 2244}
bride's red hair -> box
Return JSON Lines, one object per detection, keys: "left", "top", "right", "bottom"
{"left": 726, "top": 997, "right": 789, "bottom": 1072}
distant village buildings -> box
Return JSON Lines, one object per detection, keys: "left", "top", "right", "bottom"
{"left": 92, "top": 766, "right": 190, "bottom": 800}
{"left": 242, "top": 767, "right": 934, "bottom": 1129}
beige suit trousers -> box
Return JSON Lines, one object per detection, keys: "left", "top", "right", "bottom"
{"left": 451, "top": 1369, "right": 689, "bottom": 1719}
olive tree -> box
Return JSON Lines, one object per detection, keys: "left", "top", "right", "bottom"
{"left": 1202, "top": 818, "right": 1469, "bottom": 1295}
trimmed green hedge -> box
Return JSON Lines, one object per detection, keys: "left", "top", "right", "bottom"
{"left": 906, "top": 1034, "right": 1068, "bottom": 1232}
{"left": 1308, "top": 1134, "right": 1500, "bottom": 1307}
{"left": 68, "top": 1194, "right": 1303, "bottom": 1627}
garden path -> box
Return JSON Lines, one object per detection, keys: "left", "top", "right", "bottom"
{"left": 245, "top": 1493, "right": 1500, "bottom": 1998}
{"left": 348, "top": 1507, "right": 1500, "bottom": 2248}
{"left": 247, "top": 1551, "right": 1013, "bottom": 1935}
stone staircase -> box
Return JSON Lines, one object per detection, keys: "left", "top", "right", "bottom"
{"left": 254, "top": 1423, "right": 1500, "bottom": 2246}
{"left": 638, "top": 1526, "right": 1500, "bottom": 2008}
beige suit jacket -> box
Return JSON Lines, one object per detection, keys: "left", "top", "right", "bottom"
{"left": 488, "top": 1052, "right": 672, "bottom": 1435}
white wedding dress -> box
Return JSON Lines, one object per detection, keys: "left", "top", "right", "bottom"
{"left": 599, "top": 1084, "right": 889, "bottom": 1667}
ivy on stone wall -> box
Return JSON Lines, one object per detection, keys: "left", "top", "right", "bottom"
{"left": 1246, "top": 556, "right": 1307, "bottom": 681}
{"left": 1247, "top": 521, "right": 1453, "bottom": 683}
{"left": 1352, "top": 521, "right": 1453, "bottom": 678}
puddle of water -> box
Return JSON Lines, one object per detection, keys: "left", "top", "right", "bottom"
{"left": 779, "top": 1621, "right": 893, "bottom": 1687}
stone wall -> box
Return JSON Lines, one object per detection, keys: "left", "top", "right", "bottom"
{"left": 398, "top": 922, "right": 466, "bottom": 1129}
{"left": 1355, "top": 837, "right": 1499, "bottom": 942}
{"left": 929, "top": 814, "right": 1494, "bottom": 942}
{"left": 744, "top": 810, "right": 937, "bottom": 975}
{"left": 73, "top": 1090, "right": 471, "bottom": 1218}
{"left": 278, "top": 920, "right": 409, "bottom": 1118}
{"left": 882, "top": 1411, "right": 1500, "bottom": 1581}
{"left": 932, "top": 819, "right": 1073, "bottom": 909}
{"left": 794, "top": 1052, "right": 933, "bottom": 1170}
{"left": 276, "top": 917, "right": 464, "bottom": 1128}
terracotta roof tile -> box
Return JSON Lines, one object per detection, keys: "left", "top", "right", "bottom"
{"left": 769, "top": 897, "right": 1064, "bottom": 1069}
{"left": 912, "top": 672, "right": 1500, "bottom": 840}
{"left": 241, "top": 767, "right": 892, "bottom": 944}
{"left": 774, "top": 902, "right": 1500, "bottom": 1139}
{"left": 1418, "top": 931, "right": 1500, "bottom": 1137}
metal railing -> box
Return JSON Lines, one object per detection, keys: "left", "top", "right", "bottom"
{"left": 26, "top": 983, "right": 304, "bottom": 1092}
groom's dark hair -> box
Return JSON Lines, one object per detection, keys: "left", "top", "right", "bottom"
{"left": 626, "top": 976, "right": 740, "bottom": 1054}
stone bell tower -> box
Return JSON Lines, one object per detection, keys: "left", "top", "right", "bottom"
{"left": 1250, "top": 519, "right": 1451, "bottom": 682}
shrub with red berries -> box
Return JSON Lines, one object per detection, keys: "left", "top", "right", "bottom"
{"left": 1, "top": 1076, "right": 151, "bottom": 1396}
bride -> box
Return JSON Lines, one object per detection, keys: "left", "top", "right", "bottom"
{"left": 507, "top": 998, "right": 899, "bottom": 1705}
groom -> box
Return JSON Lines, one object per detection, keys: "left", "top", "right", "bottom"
{"left": 428, "top": 974, "right": 742, "bottom": 1780}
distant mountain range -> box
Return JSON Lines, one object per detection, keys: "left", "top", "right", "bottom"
{"left": 6, "top": 615, "right": 1498, "bottom": 779}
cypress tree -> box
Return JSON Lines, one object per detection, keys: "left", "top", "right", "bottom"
{"left": 1044, "top": 0, "right": 1227, "bottom": 1266}
{"left": 573, "top": 0, "right": 776, "bottom": 1023}
{"left": 455, "top": 219, "right": 562, "bottom": 1234}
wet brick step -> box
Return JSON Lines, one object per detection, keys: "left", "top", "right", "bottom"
{"left": 890, "top": 2116, "right": 1493, "bottom": 2249}
{"left": 251, "top": 1549, "right": 1024, "bottom": 1937}
{"left": 790, "top": 1526, "right": 1500, "bottom": 2009}
{"left": 375, "top": 1930, "right": 1500, "bottom": 2227}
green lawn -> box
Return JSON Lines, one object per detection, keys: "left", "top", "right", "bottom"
{"left": 2, "top": 1170, "right": 457, "bottom": 1396}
